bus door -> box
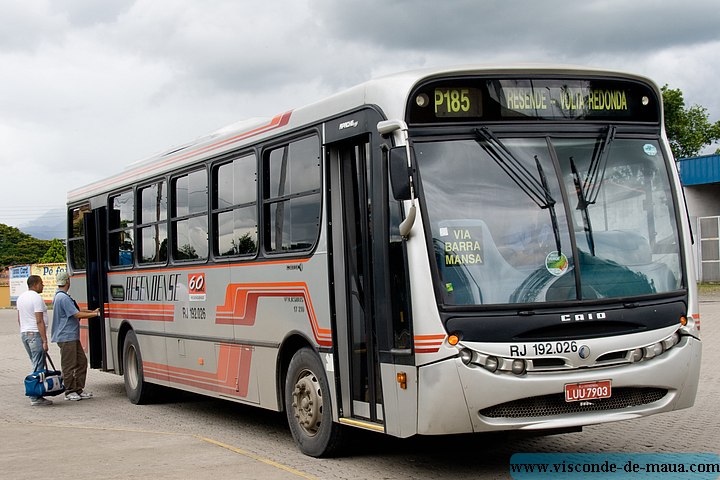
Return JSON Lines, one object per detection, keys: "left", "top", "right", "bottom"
{"left": 328, "top": 128, "right": 384, "bottom": 425}
{"left": 84, "top": 208, "right": 109, "bottom": 370}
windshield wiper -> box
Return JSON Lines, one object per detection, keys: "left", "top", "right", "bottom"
{"left": 475, "top": 127, "right": 553, "bottom": 209}
{"left": 570, "top": 156, "right": 595, "bottom": 256}
{"left": 474, "top": 127, "right": 562, "bottom": 254}
{"left": 584, "top": 125, "right": 616, "bottom": 204}
{"left": 569, "top": 125, "right": 617, "bottom": 256}
{"left": 535, "top": 156, "right": 562, "bottom": 254}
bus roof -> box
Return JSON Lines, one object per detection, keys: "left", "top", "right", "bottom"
{"left": 67, "top": 64, "right": 657, "bottom": 204}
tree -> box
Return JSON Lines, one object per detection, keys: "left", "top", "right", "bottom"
{"left": 662, "top": 85, "right": 720, "bottom": 159}
{"left": 0, "top": 223, "right": 52, "bottom": 266}
{"left": 39, "top": 238, "right": 67, "bottom": 263}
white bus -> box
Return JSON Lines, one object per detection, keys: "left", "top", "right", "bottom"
{"left": 66, "top": 65, "right": 701, "bottom": 457}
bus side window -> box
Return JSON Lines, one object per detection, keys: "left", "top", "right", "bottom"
{"left": 109, "top": 190, "right": 135, "bottom": 267}
{"left": 264, "top": 135, "right": 321, "bottom": 253}
{"left": 138, "top": 181, "right": 168, "bottom": 265}
{"left": 172, "top": 169, "right": 209, "bottom": 261}
{"left": 68, "top": 205, "right": 90, "bottom": 270}
{"left": 212, "top": 154, "right": 258, "bottom": 258}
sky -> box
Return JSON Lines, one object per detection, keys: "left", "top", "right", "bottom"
{"left": 1, "top": 0, "right": 719, "bottom": 235}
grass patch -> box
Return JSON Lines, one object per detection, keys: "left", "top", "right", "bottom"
{"left": 698, "top": 283, "right": 720, "bottom": 295}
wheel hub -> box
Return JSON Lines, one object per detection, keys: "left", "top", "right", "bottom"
{"left": 292, "top": 371, "right": 322, "bottom": 436}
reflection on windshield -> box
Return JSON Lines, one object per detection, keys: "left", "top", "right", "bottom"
{"left": 416, "top": 135, "right": 682, "bottom": 306}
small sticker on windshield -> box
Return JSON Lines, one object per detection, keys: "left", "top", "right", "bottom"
{"left": 643, "top": 144, "right": 658, "bottom": 156}
{"left": 545, "top": 251, "right": 569, "bottom": 277}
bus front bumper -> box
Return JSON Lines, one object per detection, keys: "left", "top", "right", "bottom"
{"left": 415, "top": 335, "right": 701, "bottom": 435}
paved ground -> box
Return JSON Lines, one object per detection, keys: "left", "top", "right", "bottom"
{"left": 0, "top": 293, "right": 718, "bottom": 479}
{"left": 0, "top": 423, "right": 307, "bottom": 480}
{"left": 0, "top": 309, "right": 311, "bottom": 480}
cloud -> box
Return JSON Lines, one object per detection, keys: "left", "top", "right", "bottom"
{"left": 91, "top": 1, "right": 334, "bottom": 93}
{"left": 1, "top": 0, "right": 719, "bottom": 228}
{"left": 0, "top": 2, "right": 67, "bottom": 52}
{"left": 49, "top": 0, "right": 136, "bottom": 28}
{"left": 313, "top": 0, "right": 720, "bottom": 56}
{"left": 0, "top": 0, "right": 136, "bottom": 52}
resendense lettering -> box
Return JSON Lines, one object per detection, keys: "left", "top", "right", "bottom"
{"left": 125, "top": 273, "right": 181, "bottom": 302}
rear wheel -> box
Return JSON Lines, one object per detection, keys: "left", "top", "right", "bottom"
{"left": 285, "top": 348, "right": 343, "bottom": 457}
{"left": 123, "top": 330, "right": 155, "bottom": 404}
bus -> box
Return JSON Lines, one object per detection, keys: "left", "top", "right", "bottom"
{"left": 66, "top": 65, "right": 701, "bottom": 457}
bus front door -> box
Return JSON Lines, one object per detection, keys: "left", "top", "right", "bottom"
{"left": 331, "top": 135, "right": 384, "bottom": 426}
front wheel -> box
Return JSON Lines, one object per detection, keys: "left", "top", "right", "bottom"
{"left": 285, "top": 348, "right": 343, "bottom": 457}
{"left": 123, "top": 330, "right": 156, "bottom": 404}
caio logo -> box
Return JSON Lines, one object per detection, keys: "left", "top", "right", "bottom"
{"left": 188, "top": 273, "right": 206, "bottom": 301}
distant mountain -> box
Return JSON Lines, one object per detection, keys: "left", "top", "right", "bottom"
{"left": 19, "top": 208, "right": 66, "bottom": 240}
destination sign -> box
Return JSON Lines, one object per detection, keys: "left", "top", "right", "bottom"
{"left": 500, "top": 85, "right": 629, "bottom": 116}
{"left": 433, "top": 87, "right": 482, "bottom": 117}
{"left": 408, "top": 77, "right": 659, "bottom": 124}
{"left": 441, "top": 226, "right": 484, "bottom": 266}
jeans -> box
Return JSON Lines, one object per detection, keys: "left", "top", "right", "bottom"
{"left": 21, "top": 332, "right": 46, "bottom": 401}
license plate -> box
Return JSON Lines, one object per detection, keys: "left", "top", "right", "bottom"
{"left": 564, "top": 380, "right": 612, "bottom": 402}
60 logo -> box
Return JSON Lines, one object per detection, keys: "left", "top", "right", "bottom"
{"left": 188, "top": 273, "right": 206, "bottom": 294}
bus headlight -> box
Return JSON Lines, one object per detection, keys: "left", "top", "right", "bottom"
{"left": 484, "top": 356, "right": 499, "bottom": 373}
{"left": 511, "top": 359, "right": 526, "bottom": 375}
{"left": 635, "top": 332, "right": 680, "bottom": 363}
{"left": 662, "top": 333, "right": 679, "bottom": 350}
{"left": 643, "top": 342, "right": 664, "bottom": 359}
{"left": 459, "top": 348, "right": 473, "bottom": 365}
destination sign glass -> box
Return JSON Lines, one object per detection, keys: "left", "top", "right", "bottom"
{"left": 408, "top": 77, "right": 660, "bottom": 124}
{"left": 432, "top": 87, "right": 482, "bottom": 117}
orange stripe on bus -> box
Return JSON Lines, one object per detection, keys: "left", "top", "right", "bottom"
{"left": 413, "top": 334, "right": 444, "bottom": 353}
{"left": 106, "top": 303, "right": 175, "bottom": 321}
{"left": 80, "top": 327, "right": 89, "bottom": 352}
{"left": 414, "top": 334, "right": 446, "bottom": 340}
{"left": 143, "top": 344, "right": 252, "bottom": 397}
{"left": 216, "top": 282, "right": 332, "bottom": 347}
{"left": 108, "top": 303, "right": 175, "bottom": 312}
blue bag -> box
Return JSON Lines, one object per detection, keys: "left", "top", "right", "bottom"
{"left": 24, "top": 354, "right": 65, "bottom": 397}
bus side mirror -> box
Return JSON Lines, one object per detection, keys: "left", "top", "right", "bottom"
{"left": 389, "top": 147, "right": 412, "bottom": 200}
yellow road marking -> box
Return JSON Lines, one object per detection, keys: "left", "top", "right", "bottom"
{"left": 197, "top": 436, "right": 319, "bottom": 480}
{"left": 7, "top": 421, "right": 317, "bottom": 479}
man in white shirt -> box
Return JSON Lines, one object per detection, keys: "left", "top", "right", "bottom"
{"left": 17, "top": 275, "right": 52, "bottom": 406}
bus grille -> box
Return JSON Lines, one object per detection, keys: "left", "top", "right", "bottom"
{"left": 479, "top": 387, "right": 667, "bottom": 419}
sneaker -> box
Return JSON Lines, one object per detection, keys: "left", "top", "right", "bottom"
{"left": 31, "top": 397, "right": 53, "bottom": 406}
{"left": 65, "top": 392, "right": 82, "bottom": 401}
{"left": 78, "top": 391, "right": 93, "bottom": 399}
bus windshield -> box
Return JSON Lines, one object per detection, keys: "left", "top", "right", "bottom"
{"left": 415, "top": 133, "right": 683, "bottom": 306}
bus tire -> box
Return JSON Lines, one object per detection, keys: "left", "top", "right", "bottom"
{"left": 123, "top": 330, "right": 155, "bottom": 404}
{"left": 285, "top": 347, "right": 343, "bottom": 457}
